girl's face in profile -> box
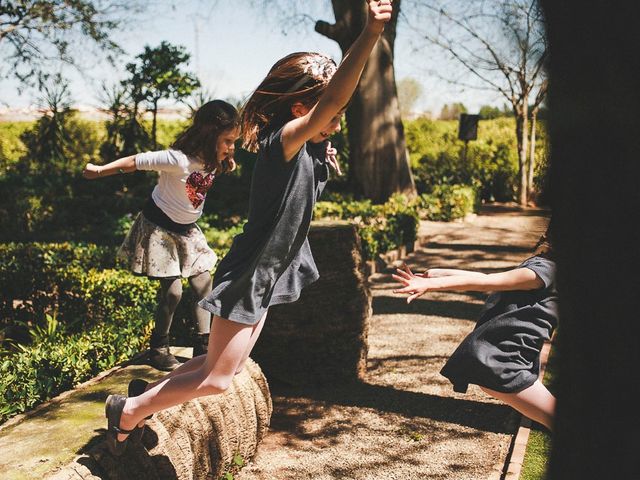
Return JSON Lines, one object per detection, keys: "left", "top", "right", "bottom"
{"left": 216, "top": 127, "right": 240, "bottom": 162}
{"left": 310, "top": 111, "right": 344, "bottom": 143}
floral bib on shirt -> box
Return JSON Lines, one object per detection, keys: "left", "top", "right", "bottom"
{"left": 185, "top": 171, "right": 215, "bottom": 208}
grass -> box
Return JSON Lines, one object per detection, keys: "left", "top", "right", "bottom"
{"left": 519, "top": 334, "right": 558, "bottom": 479}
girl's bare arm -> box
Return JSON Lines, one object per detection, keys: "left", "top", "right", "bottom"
{"left": 83, "top": 155, "right": 137, "bottom": 179}
{"left": 393, "top": 267, "right": 544, "bottom": 303}
{"left": 281, "top": 0, "right": 392, "bottom": 161}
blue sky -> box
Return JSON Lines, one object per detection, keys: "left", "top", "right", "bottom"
{"left": 0, "top": 1, "right": 503, "bottom": 115}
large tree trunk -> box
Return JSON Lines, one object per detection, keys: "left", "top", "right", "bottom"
{"left": 316, "top": 0, "right": 415, "bottom": 203}
{"left": 542, "top": 1, "right": 640, "bottom": 478}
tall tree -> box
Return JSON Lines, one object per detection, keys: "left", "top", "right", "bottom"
{"left": 125, "top": 41, "right": 200, "bottom": 149}
{"left": 542, "top": 1, "right": 640, "bottom": 478}
{"left": 527, "top": 79, "right": 546, "bottom": 202}
{"left": 0, "top": 0, "right": 145, "bottom": 86}
{"left": 254, "top": 0, "right": 416, "bottom": 202}
{"left": 407, "top": 0, "right": 547, "bottom": 205}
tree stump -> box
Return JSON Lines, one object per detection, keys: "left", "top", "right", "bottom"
{"left": 251, "top": 220, "right": 372, "bottom": 385}
{"left": 47, "top": 358, "right": 271, "bottom": 480}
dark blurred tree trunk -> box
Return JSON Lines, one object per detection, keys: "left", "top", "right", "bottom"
{"left": 316, "top": 0, "right": 415, "bottom": 202}
{"left": 543, "top": 1, "right": 640, "bottom": 478}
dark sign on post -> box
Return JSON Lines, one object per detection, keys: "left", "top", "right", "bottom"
{"left": 458, "top": 113, "right": 479, "bottom": 141}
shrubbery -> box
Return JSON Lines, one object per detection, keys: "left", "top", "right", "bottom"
{"left": 0, "top": 242, "right": 159, "bottom": 424}
{"left": 0, "top": 310, "right": 153, "bottom": 423}
{"left": 314, "top": 185, "right": 476, "bottom": 260}
{"left": 405, "top": 117, "right": 522, "bottom": 201}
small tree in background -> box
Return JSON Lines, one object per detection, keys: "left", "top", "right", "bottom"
{"left": 126, "top": 41, "right": 200, "bottom": 149}
{"left": 408, "top": 0, "right": 547, "bottom": 205}
{"left": 20, "top": 74, "right": 73, "bottom": 172}
{"left": 397, "top": 77, "right": 423, "bottom": 118}
{"left": 439, "top": 102, "right": 467, "bottom": 121}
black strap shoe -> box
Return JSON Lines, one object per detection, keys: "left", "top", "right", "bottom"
{"left": 105, "top": 394, "right": 134, "bottom": 456}
{"left": 127, "top": 379, "right": 152, "bottom": 444}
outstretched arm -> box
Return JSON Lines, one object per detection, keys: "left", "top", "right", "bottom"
{"left": 420, "top": 268, "right": 487, "bottom": 278}
{"left": 281, "top": 0, "right": 392, "bottom": 161}
{"left": 392, "top": 266, "right": 544, "bottom": 303}
{"left": 83, "top": 155, "right": 137, "bottom": 179}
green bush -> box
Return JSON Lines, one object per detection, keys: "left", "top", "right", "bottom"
{"left": 405, "top": 117, "right": 524, "bottom": 202}
{"left": 0, "top": 245, "right": 159, "bottom": 424}
{"left": 314, "top": 186, "right": 476, "bottom": 260}
{"left": 0, "top": 309, "right": 153, "bottom": 423}
{"left": 0, "top": 121, "right": 31, "bottom": 173}
{"left": 0, "top": 243, "right": 161, "bottom": 362}
{"left": 418, "top": 184, "right": 478, "bottom": 221}
{"left": 314, "top": 195, "right": 420, "bottom": 260}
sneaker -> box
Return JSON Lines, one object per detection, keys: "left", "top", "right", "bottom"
{"left": 148, "top": 346, "right": 181, "bottom": 371}
{"left": 192, "top": 333, "right": 209, "bottom": 357}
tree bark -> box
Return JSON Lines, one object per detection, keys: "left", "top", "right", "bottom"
{"left": 542, "top": 1, "right": 640, "bottom": 478}
{"left": 317, "top": 0, "right": 415, "bottom": 203}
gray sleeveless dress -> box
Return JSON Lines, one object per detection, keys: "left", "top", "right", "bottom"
{"left": 440, "top": 255, "right": 558, "bottom": 393}
{"left": 198, "top": 125, "right": 329, "bottom": 325}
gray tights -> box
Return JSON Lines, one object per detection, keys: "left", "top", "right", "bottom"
{"left": 152, "top": 271, "right": 212, "bottom": 341}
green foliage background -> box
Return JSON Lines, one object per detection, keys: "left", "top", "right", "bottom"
{"left": 0, "top": 113, "right": 547, "bottom": 424}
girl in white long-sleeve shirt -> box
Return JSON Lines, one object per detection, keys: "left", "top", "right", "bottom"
{"left": 83, "top": 100, "right": 240, "bottom": 370}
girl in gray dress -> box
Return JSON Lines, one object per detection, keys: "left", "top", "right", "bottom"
{"left": 393, "top": 231, "right": 558, "bottom": 430}
{"left": 102, "top": 0, "right": 394, "bottom": 456}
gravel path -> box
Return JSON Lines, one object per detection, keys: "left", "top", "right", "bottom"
{"left": 237, "top": 203, "right": 550, "bottom": 480}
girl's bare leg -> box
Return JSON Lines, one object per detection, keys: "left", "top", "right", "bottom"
{"left": 481, "top": 380, "right": 556, "bottom": 430}
{"left": 234, "top": 310, "right": 267, "bottom": 374}
{"left": 141, "top": 309, "right": 268, "bottom": 387}
{"left": 116, "top": 315, "right": 255, "bottom": 441}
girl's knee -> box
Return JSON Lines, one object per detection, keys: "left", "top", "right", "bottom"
{"left": 162, "top": 282, "right": 183, "bottom": 306}
{"left": 200, "top": 374, "right": 234, "bottom": 394}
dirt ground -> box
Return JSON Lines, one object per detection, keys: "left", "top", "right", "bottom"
{"left": 237, "top": 203, "right": 550, "bottom": 480}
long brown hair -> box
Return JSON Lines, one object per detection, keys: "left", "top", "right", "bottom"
{"left": 172, "top": 100, "right": 240, "bottom": 173}
{"left": 240, "top": 52, "right": 337, "bottom": 152}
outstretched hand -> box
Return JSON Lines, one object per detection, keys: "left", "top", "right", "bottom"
{"left": 82, "top": 163, "right": 102, "bottom": 180}
{"left": 325, "top": 141, "right": 342, "bottom": 175}
{"left": 367, "top": 0, "right": 393, "bottom": 34}
{"left": 392, "top": 263, "right": 433, "bottom": 303}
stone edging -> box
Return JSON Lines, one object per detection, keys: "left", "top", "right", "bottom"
{"left": 499, "top": 338, "right": 554, "bottom": 479}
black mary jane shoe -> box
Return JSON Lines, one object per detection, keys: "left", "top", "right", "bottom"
{"left": 105, "top": 394, "right": 134, "bottom": 456}
{"left": 127, "top": 379, "right": 153, "bottom": 444}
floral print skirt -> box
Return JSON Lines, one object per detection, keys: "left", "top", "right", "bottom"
{"left": 117, "top": 213, "right": 217, "bottom": 279}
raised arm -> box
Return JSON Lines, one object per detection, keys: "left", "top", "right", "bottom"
{"left": 393, "top": 266, "right": 544, "bottom": 303}
{"left": 281, "top": 0, "right": 392, "bottom": 161}
{"left": 83, "top": 155, "right": 137, "bottom": 180}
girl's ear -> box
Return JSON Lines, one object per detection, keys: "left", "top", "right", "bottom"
{"left": 291, "top": 102, "right": 309, "bottom": 118}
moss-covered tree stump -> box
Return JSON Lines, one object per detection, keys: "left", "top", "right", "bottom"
{"left": 251, "top": 220, "right": 372, "bottom": 386}
{"left": 47, "top": 358, "right": 271, "bottom": 480}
